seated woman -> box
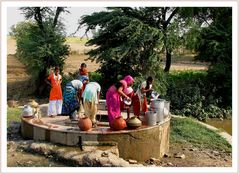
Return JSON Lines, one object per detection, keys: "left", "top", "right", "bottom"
{"left": 61, "top": 79, "right": 83, "bottom": 120}
{"left": 82, "top": 82, "right": 101, "bottom": 128}
{"left": 106, "top": 75, "right": 134, "bottom": 128}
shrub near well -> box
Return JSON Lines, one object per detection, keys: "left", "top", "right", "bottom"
{"left": 164, "top": 70, "right": 231, "bottom": 120}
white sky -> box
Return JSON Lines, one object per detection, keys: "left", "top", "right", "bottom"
{"left": 7, "top": 7, "right": 106, "bottom": 37}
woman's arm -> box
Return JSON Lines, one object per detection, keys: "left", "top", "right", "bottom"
{"left": 118, "top": 86, "right": 130, "bottom": 99}
{"left": 141, "top": 87, "right": 153, "bottom": 94}
{"left": 45, "top": 77, "right": 52, "bottom": 87}
{"left": 75, "top": 88, "right": 81, "bottom": 103}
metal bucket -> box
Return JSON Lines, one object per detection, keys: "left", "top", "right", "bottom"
{"left": 145, "top": 111, "right": 157, "bottom": 126}
{"left": 150, "top": 99, "right": 165, "bottom": 122}
{"left": 164, "top": 101, "right": 170, "bottom": 118}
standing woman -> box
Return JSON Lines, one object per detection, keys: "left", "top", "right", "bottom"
{"left": 106, "top": 75, "right": 134, "bottom": 127}
{"left": 61, "top": 79, "right": 83, "bottom": 120}
{"left": 82, "top": 82, "right": 101, "bottom": 127}
{"left": 134, "top": 76, "right": 154, "bottom": 116}
{"left": 45, "top": 67, "right": 63, "bottom": 117}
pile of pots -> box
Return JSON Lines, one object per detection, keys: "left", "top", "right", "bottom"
{"left": 144, "top": 99, "right": 170, "bottom": 126}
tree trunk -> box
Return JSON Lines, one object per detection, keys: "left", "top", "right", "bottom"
{"left": 164, "top": 49, "right": 171, "bottom": 72}
{"left": 35, "top": 68, "right": 50, "bottom": 97}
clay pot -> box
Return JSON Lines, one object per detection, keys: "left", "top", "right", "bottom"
{"left": 78, "top": 117, "right": 92, "bottom": 131}
{"left": 126, "top": 116, "right": 142, "bottom": 129}
{"left": 112, "top": 116, "right": 126, "bottom": 130}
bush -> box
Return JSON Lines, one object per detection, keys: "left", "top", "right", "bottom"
{"left": 165, "top": 70, "right": 231, "bottom": 120}
{"left": 89, "top": 72, "right": 103, "bottom": 83}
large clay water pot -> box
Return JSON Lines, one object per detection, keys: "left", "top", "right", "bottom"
{"left": 112, "top": 116, "right": 126, "bottom": 130}
{"left": 126, "top": 116, "right": 142, "bottom": 129}
{"left": 78, "top": 117, "right": 92, "bottom": 131}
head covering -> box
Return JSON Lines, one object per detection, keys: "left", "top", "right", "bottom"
{"left": 119, "top": 80, "right": 127, "bottom": 90}
{"left": 123, "top": 75, "right": 134, "bottom": 86}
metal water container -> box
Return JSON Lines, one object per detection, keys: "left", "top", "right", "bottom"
{"left": 145, "top": 111, "right": 157, "bottom": 126}
{"left": 150, "top": 99, "right": 165, "bottom": 123}
{"left": 164, "top": 101, "right": 170, "bottom": 118}
{"left": 22, "top": 105, "right": 34, "bottom": 118}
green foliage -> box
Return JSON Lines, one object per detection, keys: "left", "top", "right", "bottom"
{"left": 89, "top": 72, "right": 103, "bottom": 83}
{"left": 14, "top": 21, "right": 69, "bottom": 76}
{"left": 194, "top": 8, "right": 232, "bottom": 106}
{"left": 165, "top": 71, "right": 231, "bottom": 120}
{"left": 11, "top": 7, "right": 70, "bottom": 96}
{"left": 170, "top": 117, "right": 231, "bottom": 152}
{"left": 7, "top": 107, "right": 22, "bottom": 127}
{"left": 133, "top": 64, "right": 168, "bottom": 96}
{"left": 79, "top": 7, "right": 198, "bottom": 81}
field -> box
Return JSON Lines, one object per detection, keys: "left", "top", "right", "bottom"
{"left": 7, "top": 37, "right": 208, "bottom": 104}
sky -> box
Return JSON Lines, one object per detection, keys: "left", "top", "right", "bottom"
{"left": 7, "top": 7, "right": 106, "bottom": 37}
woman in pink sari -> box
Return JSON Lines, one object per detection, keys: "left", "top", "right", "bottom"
{"left": 106, "top": 75, "right": 134, "bottom": 127}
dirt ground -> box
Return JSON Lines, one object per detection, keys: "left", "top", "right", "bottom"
{"left": 7, "top": 134, "right": 231, "bottom": 167}
{"left": 157, "top": 143, "right": 231, "bottom": 167}
{"left": 6, "top": 38, "right": 232, "bottom": 168}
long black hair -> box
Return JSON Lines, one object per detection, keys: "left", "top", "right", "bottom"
{"left": 145, "top": 76, "right": 153, "bottom": 90}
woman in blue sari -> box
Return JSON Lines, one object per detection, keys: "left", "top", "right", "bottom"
{"left": 61, "top": 79, "right": 83, "bottom": 120}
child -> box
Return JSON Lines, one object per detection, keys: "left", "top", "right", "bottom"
{"left": 45, "top": 67, "right": 63, "bottom": 117}
{"left": 78, "top": 63, "right": 88, "bottom": 79}
{"left": 78, "top": 63, "right": 89, "bottom": 113}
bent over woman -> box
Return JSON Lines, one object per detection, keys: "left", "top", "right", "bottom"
{"left": 61, "top": 79, "right": 83, "bottom": 120}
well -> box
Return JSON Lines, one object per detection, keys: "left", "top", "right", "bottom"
{"left": 21, "top": 100, "right": 171, "bottom": 161}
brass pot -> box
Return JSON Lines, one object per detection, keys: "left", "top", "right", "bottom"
{"left": 126, "top": 116, "right": 142, "bottom": 129}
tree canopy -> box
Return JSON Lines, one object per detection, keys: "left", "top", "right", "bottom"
{"left": 194, "top": 7, "right": 232, "bottom": 106}
{"left": 79, "top": 7, "right": 194, "bottom": 73}
{"left": 12, "top": 7, "right": 70, "bottom": 96}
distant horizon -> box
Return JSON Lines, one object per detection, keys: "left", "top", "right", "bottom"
{"left": 7, "top": 7, "right": 106, "bottom": 37}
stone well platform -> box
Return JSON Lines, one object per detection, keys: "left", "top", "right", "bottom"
{"left": 21, "top": 101, "right": 171, "bottom": 162}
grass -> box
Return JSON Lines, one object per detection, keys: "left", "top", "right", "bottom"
{"left": 170, "top": 117, "right": 232, "bottom": 153}
{"left": 7, "top": 107, "right": 22, "bottom": 128}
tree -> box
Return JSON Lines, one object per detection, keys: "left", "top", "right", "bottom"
{"left": 79, "top": 7, "right": 193, "bottom": 73}
{"left": 194, "top": 8, "right": 232, "bottom": 106}
{"left": 12, "top": 7, "right": 70, "bottom": 96}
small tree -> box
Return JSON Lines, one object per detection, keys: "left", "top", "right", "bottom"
{"left": 11, "top": 7, "right": 70, "bottom": 96}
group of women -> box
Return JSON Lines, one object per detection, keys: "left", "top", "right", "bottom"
{"left": 106, "top": 75, "right": 153, "bottom": 127}
{"left": 45, "top": 64, "right": 153, "bottom": 129}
